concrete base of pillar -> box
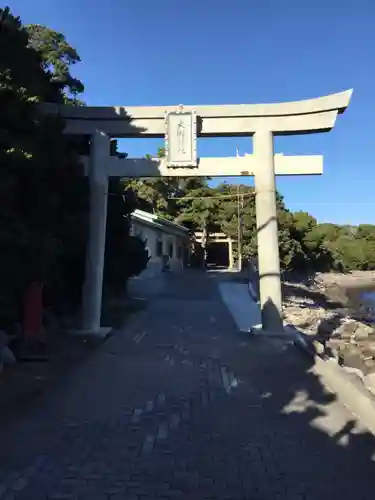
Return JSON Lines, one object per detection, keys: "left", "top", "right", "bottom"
{"left": 250, "top": 325, "right": 294, "bottom": 339}
{"left": 69, "top": 326, "right": 112, "bottom": 338}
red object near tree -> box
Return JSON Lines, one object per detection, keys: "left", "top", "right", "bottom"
{"left": 23, "top": 282, "right": 43, "bottom": 341}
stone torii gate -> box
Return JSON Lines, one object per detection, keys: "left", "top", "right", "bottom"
{"left": 43, "top": 89, "right": 352, "bottom": 335}
{"left": 194, "top": 232, "right": 235, "bottom": 269}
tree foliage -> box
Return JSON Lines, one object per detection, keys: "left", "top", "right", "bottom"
{"left": 26, "top": 24, "right": 84, "bottom": 103}
{"left": 0, "top": 7, "right": 75, "bottom": 323}
{"left": 0, "top": 7, "right": 148, "bottom": 328}
{"left": 104, "top": 179, "right": 149, "bottom": 296}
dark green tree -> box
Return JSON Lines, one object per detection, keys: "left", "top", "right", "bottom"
{"left": 26, "top": 24, "right": 84, "bottom": 103}
{"left": 0, "top": 7, "right": 70, "bottom": 324}
{"left": 104, "top": 179, "right": 149, "bottom": 296}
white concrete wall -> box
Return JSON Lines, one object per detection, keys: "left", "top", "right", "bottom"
{"left": 131, "top": 221, "right": 185, "bottom": 277}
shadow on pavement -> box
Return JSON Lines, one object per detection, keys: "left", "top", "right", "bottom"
{"left": 0, "top": 269, "right": 374, "bottom": 498}
{"left": 208, "top": 268, "right": 375, "bottom": 497}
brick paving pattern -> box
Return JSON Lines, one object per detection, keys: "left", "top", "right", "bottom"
{"left": 0, "top": 270, "right": 374, "bottom": 499}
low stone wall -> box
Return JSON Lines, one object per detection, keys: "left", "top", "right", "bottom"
{"left": 246, "top": 263, "right": 260, "bottom": 301}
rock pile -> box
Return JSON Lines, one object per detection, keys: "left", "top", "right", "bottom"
{"left": 283, "top": 296, "right": 327, "bottom": 334}
{"left": 283, "top": 284, "right": 375, "bottom": 377}
{"left": 283, "top": 272, "right": 375, "bottom": 396}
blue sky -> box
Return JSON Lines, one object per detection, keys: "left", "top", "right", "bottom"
{"left": 10, "top": 0, "right": 374, "bottom": 225}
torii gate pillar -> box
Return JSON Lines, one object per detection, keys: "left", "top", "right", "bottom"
{"left": 81, "top": 130, "right": 111, "bottom": 336}
{"left": 253, "top": 130, "right": 282, "bottom": 331}
{"left": 228, "top": 237, "right": 234, "bottom": 269}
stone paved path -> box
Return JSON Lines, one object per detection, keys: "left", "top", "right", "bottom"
{"left": 0, "top": 270, "right": 375, "bottom": 499}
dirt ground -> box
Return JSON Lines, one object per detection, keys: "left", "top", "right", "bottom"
{"left": 0, "top": 297, "right": 144, "bottom": 429}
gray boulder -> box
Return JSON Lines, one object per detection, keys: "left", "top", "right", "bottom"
{"left": 339, "top": 344, "right": 366, "bottom": 372}
{"left": 353, "top": 322, "right": 375, "bottom": 340}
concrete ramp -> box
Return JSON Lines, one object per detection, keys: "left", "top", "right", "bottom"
{"left": 218, "top": 282, "right": 261, "bottom": 332}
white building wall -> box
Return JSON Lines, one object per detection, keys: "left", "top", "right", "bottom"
{"left": 131, "top": 221, "right": 186, "bottom": 277}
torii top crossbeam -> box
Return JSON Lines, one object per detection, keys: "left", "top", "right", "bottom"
{"left": 42, "top": 89, "right": 352, "bottom": 137}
